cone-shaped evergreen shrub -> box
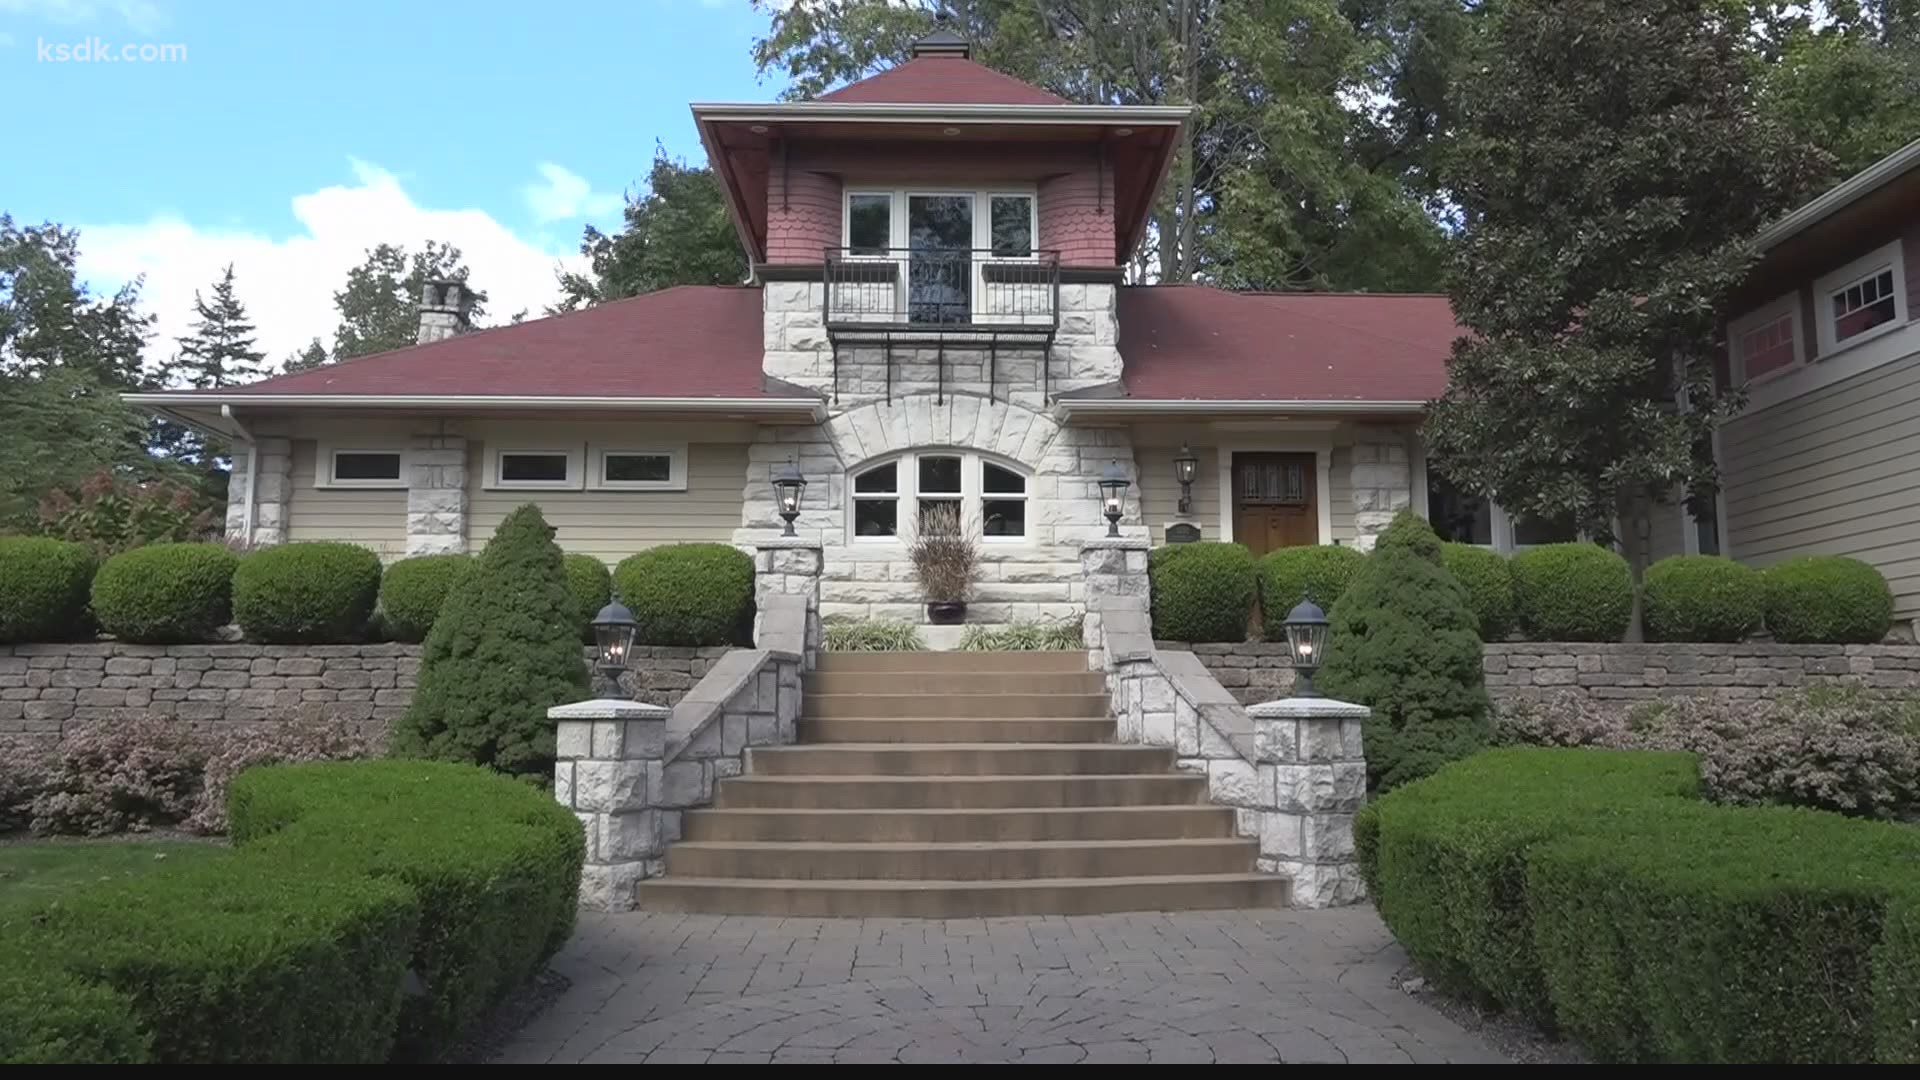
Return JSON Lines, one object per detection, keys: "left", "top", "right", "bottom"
{"left": 1318, "top": 510, "right": 1490, "bottom": 792}
{"left": 388, "top": 504, "right": 589, "bottom": 781}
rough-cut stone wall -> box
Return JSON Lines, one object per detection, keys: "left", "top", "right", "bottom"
{"left": 1346, "top": 426, "right": 1412, "bottom": 551}
{"left": 226, "top": 437, "right": 293, "bottom": 546}
{"left": 0, "top": 643, "right": 726, "bottom": 746}
{"left": 406, "top": 432, "right": 468, "bottom": 555}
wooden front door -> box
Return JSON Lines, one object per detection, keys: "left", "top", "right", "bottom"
{"left": 1232, "top": 453, "right": 1318, "bottom": 557}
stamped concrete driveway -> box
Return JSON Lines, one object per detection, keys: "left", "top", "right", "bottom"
{"left": 493, "top": 908, "right": 1505, "bottom": 1064}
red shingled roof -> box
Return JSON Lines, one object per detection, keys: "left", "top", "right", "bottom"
{"left": 1115, "top": 286, "right": 1462, "bottom": 402}
{"left": 819, "top": 56, "right": 1069, "bottom": 106}
{"left": 217, "top": 286, "right": 798, "bottom": 399}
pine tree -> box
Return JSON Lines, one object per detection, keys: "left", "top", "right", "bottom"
{"left": 389, "top": 503, "right": 590, "bottom": 781}
{"left": 175, "top": 264, "right": 267, "bottom": 388}
{"left": 1317, "top": 510, "right": 1490, "bottom": 792}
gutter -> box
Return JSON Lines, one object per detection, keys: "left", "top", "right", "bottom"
{"left": 1053, "top": 398, "right": 1429, "bottom": 419}
{"left": 221, "top": 404, "right": 255, "bottom": 545}
{"left": 125, "top": 393, "right": 828, "bottom": 421}
{"left": 1752, "top": 135, "right": 1920, "bottom": 251}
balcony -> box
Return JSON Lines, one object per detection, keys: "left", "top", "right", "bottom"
{"left": 823, "top": 247, "right": 1060, "bottom": 336}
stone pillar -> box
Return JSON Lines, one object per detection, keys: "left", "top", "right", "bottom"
{"left": 1247, "top": 695, "right": 1370, "bottom": 908}
{"left": 406, "top": 435, "right": 467, "bottom": 555}
{"left": 1079, "top": 538, "right": 1150, "bottom": 669}
{"left": 1348, "top": 428, "right": 1412, "bottom": 551}
{"left": 551, "top": 697, "right": 672, "bottom": 912}
{"left": 753, "top": 539, "right": 823, "bottom": 669}
{"left": 227, "top": 437, "right": 292, "bottom": 547}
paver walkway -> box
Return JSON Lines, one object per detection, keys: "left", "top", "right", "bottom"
{"left": 494, "top": 907, "right": 1506, "bottom": 1063}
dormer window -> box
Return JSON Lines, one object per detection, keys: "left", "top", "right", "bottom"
{"left": 842, "top": 189, "right": 1037, "bottom": 260}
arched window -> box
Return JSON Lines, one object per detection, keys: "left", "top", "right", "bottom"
{"left": 850, "top": 451, "right": 1029, "bottom": 543}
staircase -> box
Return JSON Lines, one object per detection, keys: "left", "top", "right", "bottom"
{"left": 635, "top": 650, "right": 1287, "bottom": 917}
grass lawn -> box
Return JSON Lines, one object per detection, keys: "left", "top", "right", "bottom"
{"left": 0, "top": 839, "right": 227, "bottom": 906}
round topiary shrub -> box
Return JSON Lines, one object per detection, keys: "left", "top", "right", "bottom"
{"left": 232, "top": 542, "right": 383, "bottom": 644}
{"left": 90, "top": 543, "right": 238, "bottom": 644}
{"left": 1256, "top": 545, "right": 1363, "bottom": 637}
{"left": 614, "top": 543, "right": 755, "bottom": 646}
{"left": 1762, "top": 555, "right": 1895, "bottom": 644}
{"left": 1441, "top": 542, "right": 1516, "bottom": 642}
{"left": 378, "top": 555, "right": 475, "bottom": 644}
{"left": 1510, "top": 542, "right": 1633, "bottom": 642}
{"left": 0, "top": 537, "right": 96, "bottom": 642}
{"left": 563, "top": 553, "right": 613, "bottom": 643}
{"left": 1642, "top": 554, "right": 1764, "bottom": 643}
{"left": 1148, "top": 542, "right": 1256, "bottom": 643}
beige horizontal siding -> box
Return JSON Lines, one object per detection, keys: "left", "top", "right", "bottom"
{"left": 285, "top": 440, "right": 407, "bottom": 557}
{"left": 1137, "top": 445, "right": 1221, "bottom": 544}
{"left": 466, "top": 441, "right": 747, "bottom": 564}
{"left": 1721, "top": 351, "right": 1920, "bottom": 620}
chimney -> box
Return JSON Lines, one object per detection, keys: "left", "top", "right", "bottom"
{"left": 416, "top": 279, "right": 473, "bottom": 345}
{"left": 909, "top": 12, "right": 971, "bottom": 59}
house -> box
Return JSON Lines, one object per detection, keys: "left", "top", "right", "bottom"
{"left": 126, "top": 33, "right": 1920, "bottom": 634}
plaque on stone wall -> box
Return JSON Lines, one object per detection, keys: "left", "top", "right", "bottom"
{"left": 1165, "top": 523, "right": 1202, "bottom": 544}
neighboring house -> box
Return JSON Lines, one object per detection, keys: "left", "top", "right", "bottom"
{"left": 126, "top": 33, "right": 1920, "bottom": 631}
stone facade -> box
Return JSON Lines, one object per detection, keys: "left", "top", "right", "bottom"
{"left": 1346, "top": 426, "right": 1413, "bottom": 551}
{"left": 406, "top": 432, "right": 468, "bottom": 555}
{"left": 1483, "top": 642, "right": 1920, "bottom": 705}
{"left": 0, "top": 643, "right": 726, "bottom": 747}
{"left": 226, "top": 436, "right": 292, "bottom": 547}
{"left": 752, "top": 539, "right": 823, "bottom": 669}
{"left": 1246, "top": 697, "right": 1370, "bottom": 907}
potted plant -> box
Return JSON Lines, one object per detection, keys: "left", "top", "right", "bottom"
{"left": 908, "top": 503, "right": 978, "bottom": 624}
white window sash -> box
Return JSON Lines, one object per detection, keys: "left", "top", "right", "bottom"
{"left": 316, "top": 445, "right": 406, "bottom": 490}
{"left": 846, "top": 451, "right": 1030, "bottom": 545}
{"left": 1814, "top": 239, "right": 1909, "bottom": 356}
{"left": 588, "top": 444, "right": 687, "bottom": 491}
{"left": 1728, "top": 290, "right": 1803, "bottom": 385}
{"left": 487, "top": 446, "right": 583, "bottom": 491}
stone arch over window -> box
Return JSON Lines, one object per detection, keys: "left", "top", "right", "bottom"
{"left": 848, "top": 449, "right": 1032, "bottom": 544}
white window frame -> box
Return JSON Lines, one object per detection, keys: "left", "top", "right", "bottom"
{"left": 486, "top": 446, "right": 583, "bottom": 491}
{"left": 846, "top": 449, "right": 1031, "bottom": 546}
{"left": 1815, "top": 239, "right": 1908, "bottom": 356}
{"left": 588, "top": 444, "right": 687, "bottom": 492}
{"left": 315, "top": 445, "right": 405, "bottom": 490}
{"left": 1728, "top": 290, "right": 1804, "bottom": 385}
{"left": 840, "top": 187, "right": 1039, "bottom": 258}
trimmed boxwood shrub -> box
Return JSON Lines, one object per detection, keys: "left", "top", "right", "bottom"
{"left": 614, "top": 543, "right": 755, "bottom": 647}
{"left": 1256, "top": 544, "right": 1363, "bottom": 637}
{"left": 233, "top": 542, "right": 382, "bottom": 644}
{"left": 378, "top": 555, "right": 474, "bottom": 643}
{"left": 0, "top": 537, "right": 95, "bottom": 642}
{"left": 1360, "top": 747, "right": 1920, "bottom": 1062}
{"left": 1509, "top": 542, "right": 1632, "bottom": 642}
{"left": 0, "top": 759, "right": 584, "bottom": 1064}
{"left": 563, "top": 553, "right": 613, "bottom": 643}
{"left": 389, "top": 504, "right": 589, "bottom": 780}
{"left": 89, "top": 542, "right": 238, "bottom": 644}
{"left": 1441, "top": 542, "right": 1515, "bottom": 642}
{"left": 1641, "top": 554, "right": 1763, "bottom": 643}
{"left": 1763, "top": 555, "right": 1895, "bottom": 644}
{"left": 1147, "top": 541, "right": 1256, "bottom": 643}
{"left": 1319, "top": 511, "right": 1490, "bottom": 791}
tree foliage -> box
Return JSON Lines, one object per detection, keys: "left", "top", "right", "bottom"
{"left": 330, "top": 241, "right": 484, "bottom": 360}
{"left": 552, "top": 149, "right": 748, "bottom": 311}
{"left": 149, "top": 264, "right": 268, "bottom": 489}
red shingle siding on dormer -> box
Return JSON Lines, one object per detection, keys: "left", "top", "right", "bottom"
{"left": 766, "top": 160, "right": 841, "bottom": 264}
{"left": 1039, "top": 168, "right": 1116, "bottom": 266}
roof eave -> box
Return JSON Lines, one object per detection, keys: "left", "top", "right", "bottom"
{"left": 1054, "top": 398, "right": 1430, "bottom": 420}
{"left": 124, "top": 393, "right": 828, "bottom": 422}
{"left": 1752, "top": 135, "right": 1920, "bottom": 252}
{"left": 690, "top": 102, "right": 1192, "bottom": 125}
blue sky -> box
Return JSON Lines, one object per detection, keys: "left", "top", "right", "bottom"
{"left": 0, "top": 0, "right": 789, "bottom": 364}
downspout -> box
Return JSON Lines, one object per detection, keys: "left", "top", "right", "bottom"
{"left": 222, "top": 404, "right": 256, "bottom": 544}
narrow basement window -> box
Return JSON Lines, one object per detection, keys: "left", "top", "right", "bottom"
{"left": 327, "top": 450, "right": 403, "bottom": 487}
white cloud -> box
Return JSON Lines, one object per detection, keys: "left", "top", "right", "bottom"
{"left": 522, "top": 163, "right": 625, "bottom": 225}
{"left": 0, "top": 0, "right": 167, "bottom": 33}
{"left": 76, "top": 160, "right": 588, "bottom": 371}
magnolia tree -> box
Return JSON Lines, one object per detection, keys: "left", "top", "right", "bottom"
{"left": 1421, "top": 0, "right": 1827, "bottom": 634}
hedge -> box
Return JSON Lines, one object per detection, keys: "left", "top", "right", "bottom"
{"left": 1147, "top": 542, "right": 1256, "bottom": 643}
{"left": 90, "top": 543, "right": 239, "bottom": 644}
{"left": 232, "top": 543, "right": 383, "bottom": 644}
{"left": 1509, "top": 542, "right": 1633, "bottom": 642}
{"left": 1641, "top": 555, "right": 1763, "bottom": 643}
{"left": 0, "top": 759, "right": 584, "bottom": 1063}
{"left": 1359, "top": 748, "right": 1920, "bottom": 1062}
{"left": 1256, "top": 545, "right": 1363, "bottom": 637}
{"left": 614, "top": 543, "right": 755, "bottom": 646}
{"left": 1441, "top": 542, "right": 1515, "bottom": 641}
{"left": 563, "top": 553, "right": 613, "bottom": 643}
{"left": 1763, "top": 555, "right": 1895, "bottom": 644}
{"left": 377, "top": 555, "right": 475, "bottom": 643}
{"left": 0, "top": 537, "right": 94, "bottom": 643}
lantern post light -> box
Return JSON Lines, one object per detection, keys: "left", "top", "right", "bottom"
{"left": 1281, "top": 595, "right": 1331, "bottom": 697}
{"left": 1172, "top": 442, "right": 1199, "bottom": 515}
{"left": 589, "top": 597, "right": 640, "bottom": 697}
{"left": 1098, "top": 459, "right": 1130, "bottom": 538}
{"left": 772, "top": 458, "right": 807, "bottom": 537}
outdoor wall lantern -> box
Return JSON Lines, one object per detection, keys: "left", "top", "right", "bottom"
{"left": 772, "top": 458, "right": 807, "bottom": 537}
{"left": 590, "top": 597, "right": 639, "bottom": 692}
{"left": 1099, "top": 459, "right": 1131, "bottom": 537}
{"left": 1172, "top": 442, "right": 1199, "bottom": 515}
{"left": 1282, "top": 596, "right": 1330, "bottom": 697}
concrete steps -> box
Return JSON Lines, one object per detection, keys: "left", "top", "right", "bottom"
{"left": 632, "top": 649, "right": 1285, "bottom": 917}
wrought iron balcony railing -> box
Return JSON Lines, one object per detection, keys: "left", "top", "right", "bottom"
{"left": 823, "top": 247, "right": 1060, "bottom": 333}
